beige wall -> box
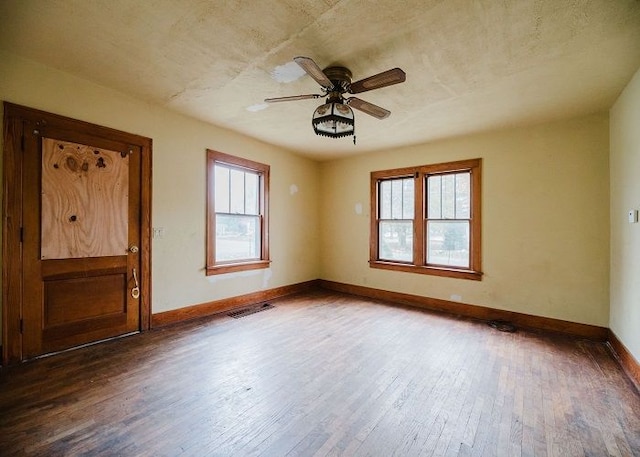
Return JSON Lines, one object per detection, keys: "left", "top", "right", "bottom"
{"left": 610, "top": 67, "right": 640, "bottom": 362}
{"left": 0, "top": 49, "right": 617, "bottom": 344}
{"left": 320, "top": 114, "right": 610, "bottom": 326}
{"left": 0, "top": 50, "right": 321, "bottom": 322}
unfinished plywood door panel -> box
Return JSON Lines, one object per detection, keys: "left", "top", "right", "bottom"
{"left": 2, "top": 103, "right": 152, "bottom": 363}
{"left": 41, "top": 139, "right": 129, "bottom": 259}
{"left": 28, "top": 135, "right": 138, "bottom": 357}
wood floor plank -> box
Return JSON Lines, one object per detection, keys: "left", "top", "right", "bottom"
{"left": 1, "top": 290, "right": 639, "bottom": 456}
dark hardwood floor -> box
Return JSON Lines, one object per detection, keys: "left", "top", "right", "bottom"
{"left": 1, "top": 291, "right": 639, "bottom": 456}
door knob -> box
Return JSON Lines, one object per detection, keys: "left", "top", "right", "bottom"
{"left": 129, "top": 245, "right": 139, "bottom": 253}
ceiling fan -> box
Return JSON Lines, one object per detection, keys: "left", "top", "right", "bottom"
{"left": 264, "top": 56, "right": 406, "bottom": 142}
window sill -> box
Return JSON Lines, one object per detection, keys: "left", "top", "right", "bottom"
{"left": 369, "top": 260, "right": 482, "bottom": 281}
{"left": 206, "top": 260, "right": 271, "bottom": 276}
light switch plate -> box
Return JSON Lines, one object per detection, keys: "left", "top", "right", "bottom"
{"left": 629, "top": 210, "right": 638, "bottom": 224}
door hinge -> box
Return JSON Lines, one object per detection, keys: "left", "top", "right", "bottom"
{"left": 19, "top": 227, "right": 24, "bottom": 243}
{"left": 19, "top": 318, "right": 24, "bottom": 334}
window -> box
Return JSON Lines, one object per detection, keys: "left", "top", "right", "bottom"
{"left": 207, "top": 150, "right": 270, "bottom": 275}
{"left": 370, "top": 159, "right": 482, "bottom": 280}
{"left": 378, "top": 177, "right": 415, "bottom": 262}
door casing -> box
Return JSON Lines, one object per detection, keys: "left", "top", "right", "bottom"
{"left": 2, "top": 102, "right": 152, "bottom": 365}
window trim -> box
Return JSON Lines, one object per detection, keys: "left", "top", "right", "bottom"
{"left": 206, "top": 150, "right": 270, "bottom": 275}
{"left": 370, "top": 158, "right": 482, "bottom": 280}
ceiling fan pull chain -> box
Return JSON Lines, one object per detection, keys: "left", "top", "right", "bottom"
{"left": 353, "top": 134, "right": 356, "bottom": 145}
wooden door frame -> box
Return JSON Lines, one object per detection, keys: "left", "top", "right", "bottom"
{"left": 2, "top": 102, "right": 152, "bottom": 365}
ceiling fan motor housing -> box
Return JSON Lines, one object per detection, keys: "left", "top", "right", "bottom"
{"left": 322, "top": 66, "right": 352, "bottom": 93}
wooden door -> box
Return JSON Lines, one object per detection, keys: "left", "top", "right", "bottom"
{"left": 2, "top": 103, "right": 152, "bottom": 363}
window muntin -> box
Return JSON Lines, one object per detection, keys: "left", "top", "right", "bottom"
{"left": 370, "top": 159, "right": 481, "bottom": 280}
{"left": 207, "top": 150, "right": 270, "bottom": 275}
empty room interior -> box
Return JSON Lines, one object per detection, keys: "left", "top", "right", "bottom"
{"left": 1, "top": 1, "right": 640, "bottom": 456}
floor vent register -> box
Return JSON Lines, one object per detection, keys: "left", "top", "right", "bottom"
{"left": 228, "top": 303, "right": 274, "bottom": 319}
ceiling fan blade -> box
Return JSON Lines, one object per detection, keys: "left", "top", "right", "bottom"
{"left": 294, "top": 56, "right": 334, "bottom": 90}
{"left": 346, "top": 97, "right": 391, "bottom": 119}
{"left": 349, "top": 68, "right": 406, "bottom": 94}
{"left": 264, "top": 94, "right": 322, "bottom": 103}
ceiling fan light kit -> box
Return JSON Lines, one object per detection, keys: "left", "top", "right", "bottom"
{"left": 265, "top": 56, "right": 406, "bottom": 142}
{"left": 312, "top": 101, "right": 355, "bottom": 139}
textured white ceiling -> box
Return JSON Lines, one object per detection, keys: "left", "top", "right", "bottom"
{"left": 1, "top": 0, "right": 639, "bottom": 160}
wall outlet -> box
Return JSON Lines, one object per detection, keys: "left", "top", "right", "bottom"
{"left": 153, "top": 227, "right": 165, "bottom": 239}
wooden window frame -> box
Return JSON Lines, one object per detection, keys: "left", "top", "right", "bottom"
{"left": 206, "top": 150, "right": 270, "bottom": 275}
{"left": 370, "top": 158, "right": 482, "bottom": 280}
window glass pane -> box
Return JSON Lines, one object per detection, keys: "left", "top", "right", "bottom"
{"left": 402, "top": 178, "right": 414, "bottom": 219}
{"left": 215, "top": 214, "right": 260, "bottom": 261}
{"left": 427, "top": 220, "right": 469, "bottom": 268}
{"left": 427, "top": 175, "right": 441, "bottom": 219}
{"left": 455, "top": 172, "right": 470, "bottom": 219}
{"left": 379, "top": 220, "right": 413, "bottom": 262}
{"left": 391, "top": 179, "right": 403, "bottom": 219}
{"left": 441, "top": 174, "right": 455, "bottom": 219}
{"left": 230, "top": 169, "right": 245, "bottom": 214}
{"left": 214, "top": 165, "right": 230, "bottom": 213}
{"left": 380, "top": 180, "right": 391, "bottom": 219}
{"left": 245, "top": 172, "right": 259, "bottom": 215}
